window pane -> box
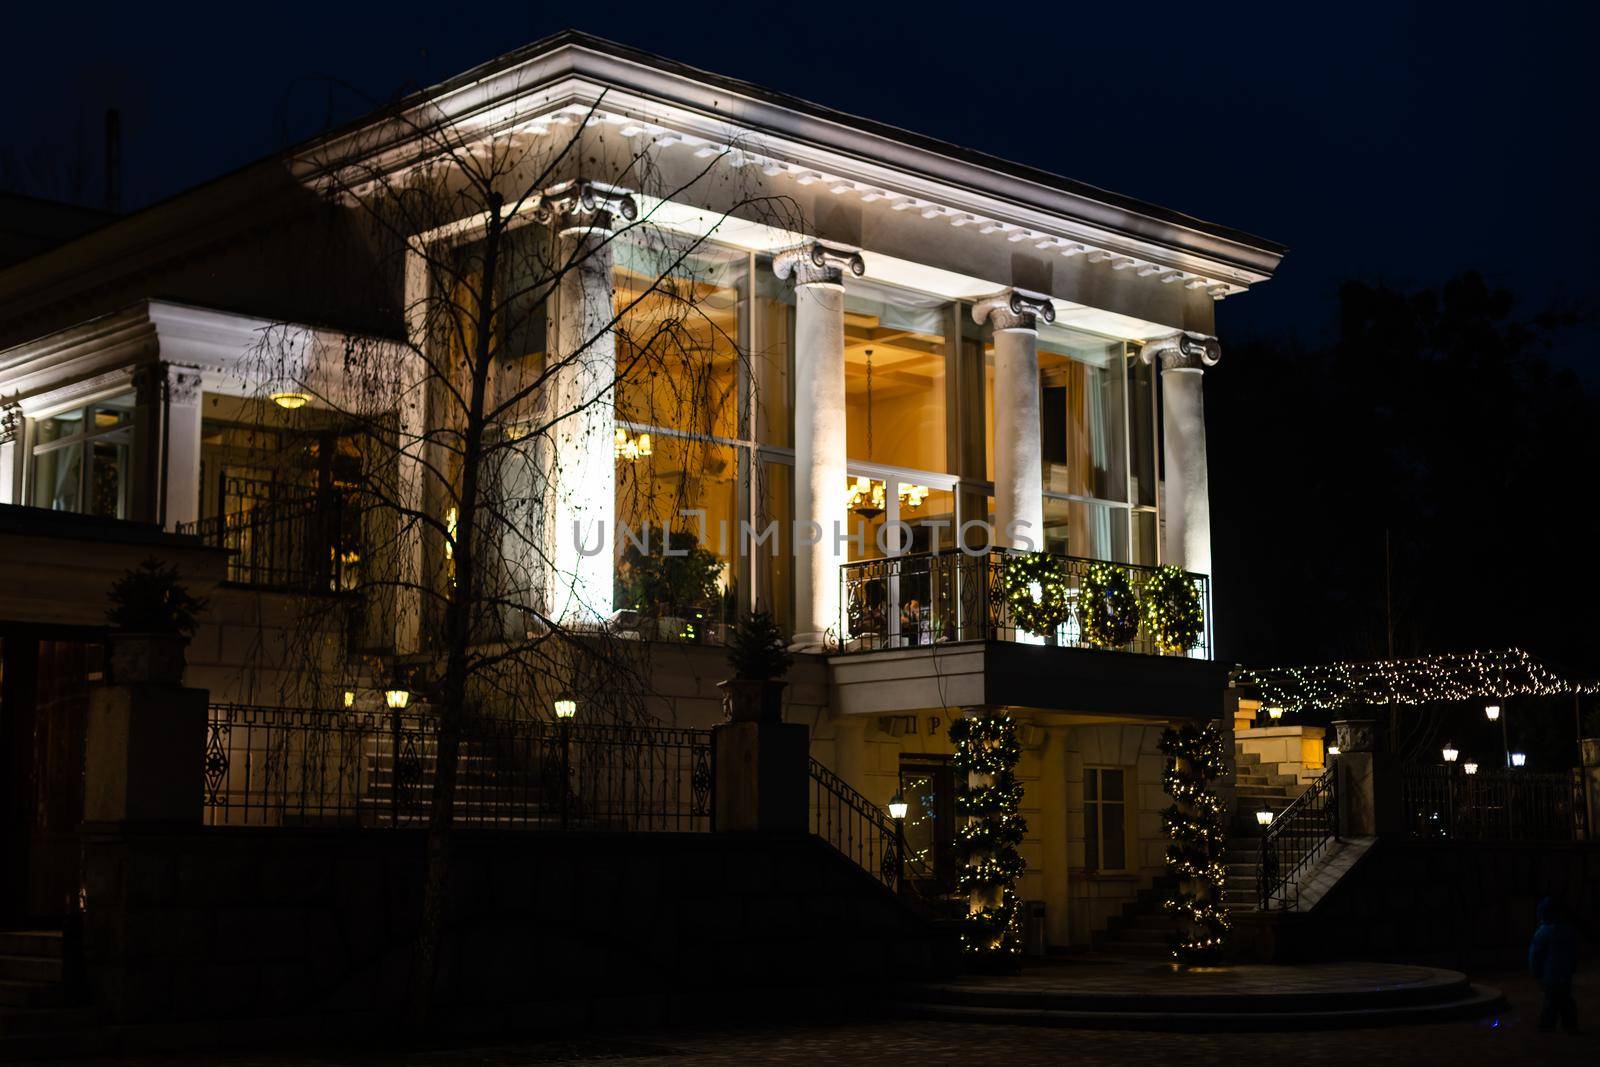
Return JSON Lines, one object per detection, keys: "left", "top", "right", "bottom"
{"left": 1128, "top": 351, "right": 1156, "bottom": 507}
{"left": 758, "top": 460, "right": 793, "bottom": 633}
{"left": 898, "top": 484, "right": 956, "bottom": 554}
{"left": 1043, "top": 497, "right": 1129, "bottom": 562}
{"left": 1084, "top": 771, "right": 1099, "bottom": 802}
{"left": 32, "top": 442, "right": 81, "bottom": 512}
{"left": 615, "top": 238, "right": 746, "bottom": 439}
{"left": 846, "top": 281, "right": 947, "bottom": 472}
{"left": 1132, "top": 510, "right": 1159, "bottom": 566}
{"left": 87, "top": 439, "right": 127, "bottom": 519}
{"left": 34, "top": 409, "right": 83, "bottom": 446}
{"left": 1101, "top": 768, "right": 1124, "bottom": 802}
{"left": 615, "top": 436, "right": 742, "bottom": 633}
{"left": 1101, "top": 800, "right": 1126, "bottom": 870}
{"left": 754, "top": 259, "right": 793, "bottom": 446}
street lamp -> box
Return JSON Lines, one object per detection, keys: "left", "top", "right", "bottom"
{"left": 343, "top": 690, "right": 356, "bottom": 709}
{"left": 1485, "top": 704, "right": 1501, "bottom": 722}
{"left": 553, "top": 693, "right": 576, "bottom": 828}
{"left": 1463, "top": 761, "right": 1479, "bottom": 775}
{"left": 1265, "top": 706, "right": 1284, "bottom": 722}
{"left": 1442, "top": 743, "right": 1459, "bottom": 764}
{"left": 384, "top": 688, "right": 410, "bottom": 709}
{"left": 553, "top": 695, "right": 577, "bottom": 720}
{"left": 1510, "top": 751, "right": 1527, "bottom": 768}
{"left": 1327, "top": 745, "right": 1341, "bottom": 758}
{"left": 1255, "top": 808, "right": 1274, "bottom": 828}
{"left": 887, "top": 793, "right": 908, "bottom": 891}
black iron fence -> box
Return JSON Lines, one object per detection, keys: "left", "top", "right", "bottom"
{"left": 203, "top": 703, "right": 713, "bottom": 832}
{"left": 1257, "top": 765, "right": 1338, "bottom": 910}
{"left": 179, "top": 476, "right": 358, "bottom": 593}
{"left": 1401, "top": 765, "right": 1582, "bottom": 842}
{"left": 809, "top": 758, "right": 901, "bottom": 892}
{"left": 838, "top": 548, "right": 1212, "bottom": 658}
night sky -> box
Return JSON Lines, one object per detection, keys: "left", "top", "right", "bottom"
{"left": 3, "top": 3, "right": 1596, "bottom": 362}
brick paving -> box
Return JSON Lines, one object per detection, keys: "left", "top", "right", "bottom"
{"left": 10, "top": 968, "right": 1595, "bottom": 1067}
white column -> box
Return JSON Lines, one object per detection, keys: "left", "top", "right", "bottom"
{"left": 0, "top": 403, "right": 20, "bottom": 504}
{"left": 159, "top": 367, "right": 203, "bottom": 530}
{"left": 773, "top": 241, "right": 864, "bottom": 647}
{"left": 973, "top": 290, "right": 1054, "bottom": 551}
{"left": 545, "top": 182, "right": 636, "bottom": 626}
{"left": 392, "top": 248, "right": 430, "bottom": 654}
{"left": 1142, "top": 332, "right": 1221, "bottom": 575}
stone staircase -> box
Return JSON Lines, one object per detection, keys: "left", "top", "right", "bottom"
{"left": 1222, "top": 749, "right": 1309, "bottom": 912}
{"left": 0, "top": 930, "right": 101, "bottom": 1057}
{"left": 1090, "top": 877, "right": 1179, "bottom": 957}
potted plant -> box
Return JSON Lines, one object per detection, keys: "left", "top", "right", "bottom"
{"left": 720, "top": 610, "right": 793, "bottom": 723}
{"left": 105, "top": 557, "right": 207, "bottom": 685}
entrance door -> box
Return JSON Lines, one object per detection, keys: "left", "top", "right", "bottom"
{"left": 899, "top": 754, "right": 959, "bottom": 896}
{"left": 0, "top": 630, "right": 100, "bottom": 924}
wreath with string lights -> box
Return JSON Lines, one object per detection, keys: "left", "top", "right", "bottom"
{"left": 1078, "top": 562, "right": 1140, "bottom": 648}
{"left": 1003, "top": 551, "right": 1071, "bottom": 638}
{"left": 1142, "top": 565, "right": 1205, "bottom": 656}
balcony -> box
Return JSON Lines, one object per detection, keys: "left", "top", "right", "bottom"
{"left": 832, "top": 549, "right": 1220, "bottom": 718}
{"left": 178, "top": 478, "right": 359, "bottom": 594}
{"left": 839, "top": 548, "right": 1212, "bottom": 658}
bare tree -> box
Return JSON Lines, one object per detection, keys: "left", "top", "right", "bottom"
{"left": 235, "top": 83, "right": 801, "bottom": 1020}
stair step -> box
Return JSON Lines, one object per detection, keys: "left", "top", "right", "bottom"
{"left": 0, "top": 933, "right": 60, "bottom": 960}
{"left": 0, "top": 981, "right": 62, "bottom": 1009}
{"left": 0, "top": 956, "right": 61, "bottom": 984}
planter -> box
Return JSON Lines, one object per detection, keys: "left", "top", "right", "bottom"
{"left": 719, "top": 678, "right": 786, "bottom": 724}
{"left": 107, "top": 632, "right": 189, "bottom": 685}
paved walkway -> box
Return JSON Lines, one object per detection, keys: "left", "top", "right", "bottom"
{"left": 7, "top": 969, "right": 1594, "bottom": 1066}
{"left": 925, "top": 956, "right": 1459, "bottom": 996}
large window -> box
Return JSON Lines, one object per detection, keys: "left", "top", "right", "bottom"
{"left": 29, "top": 393, "right": 135, "bottom": 518}
{"left": 1083, "top": 766, "right": 1128, "bottom": 873}
{"left": 844, "top": 280, "right": 948, "bottom": 474}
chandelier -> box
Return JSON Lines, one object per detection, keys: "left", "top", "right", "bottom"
{"left": 614, "top": 428, "right": 653, "bottom": 460}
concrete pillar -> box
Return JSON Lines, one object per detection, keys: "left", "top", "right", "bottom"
{"left": 773, "top": 241, "right": 864, "bottom": 645}
{"left": 713, "top": 720, "right": 810, "bottom": 833}
{"left": 84, "top": 682, "right": 208, "bottom": 825}
{"left": 973, "top": 291, "right": 1055, "bottom": 551}
{"left": 544, "top": 181, "right": 635, "bottom": 626}
{"left": 392, "top": 249, "right": 430, "bottom": 654}
{"left": 1140, "top": 332, "right": 1221, "bottom": 575}
{"left": 1331, "top": 718, "right": 1398, "bottom": 836}
{"left": 159, "top": 368, "right": 203, "bottom": 530}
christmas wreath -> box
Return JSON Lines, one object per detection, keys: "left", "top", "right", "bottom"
{"left": 1142, "top": 565, "right": 1205, "bottom": 655}
{"left": 1003, "top": 551, "right": 1071, "bottom": 638}
{"left": 1078, "top": 562, "right": 1140, "bottom": 648}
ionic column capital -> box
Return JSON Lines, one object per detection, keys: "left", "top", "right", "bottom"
{"left": 972, "top": 289, "right": 1057, "bottom": 332}
{"left": 772, "top": 240, "right": 865, "bottom": 287}
{"left": 540, "top": 180, "right": 638, "bottom": 237}
{"left": 1140, "top": 331, "right": 1221, "bottom": 371}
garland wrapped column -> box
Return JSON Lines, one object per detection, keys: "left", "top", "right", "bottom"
{"left": 1159, "top": 721, "right": 1230, "bottom": 962}
{"left": 950, "top": 708, "right": 1027, "bottom": 963}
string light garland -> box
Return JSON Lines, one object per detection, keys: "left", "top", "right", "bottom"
{"left": 950, "top": 712, "right": 1027, "bottom": 963}
{"left": 1237, "top": 648, "right": 1597, "bottom": 715}
{"left": 1160, "top": 722, "right": 1231, "bottom": 963}
{"left": 1078, "top": 562, "right": 1140, "bottom": 648}
{"left": 1141, "top": 565, "right": 1205, "bottom": 656}
{"left": 1003, "top": 552, "right": 1071, "bottom": 639}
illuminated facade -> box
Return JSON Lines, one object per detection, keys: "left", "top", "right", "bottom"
{"left": 0, "top": 32, "right": 1282, "bottom": 950}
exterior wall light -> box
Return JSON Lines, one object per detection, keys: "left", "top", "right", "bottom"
{"left": 553, "top": 695, "right": 578, "bottom": 720}
{"left": 1255, "top": 808, "right": 1274, "bottom": 827}
{"left": 1463, "top": 762, "right": 1479, "bottom": 775}
{"left": 1265, "top": 706, "right": 1284, "bottom": 721}
{"left": 888, "top": 793, "right": 908, "bottom": 821}
{"left": 270, "top": 391, "right": 310, "bottom": 410}
{"left": 1327, "top": 745, "right": 1341, "bottom": 757}
{"left": 1510, "top": 751, "right": 1527, "bottom": 768}
{"left": 1485, "top": 704, "right": 1501, "bottom": 722}
{"left": 1442, "top": 744, "right": 1459, "bottom": 763}
{"left": 384, "top": 689, "right": 410, "bottom": 709}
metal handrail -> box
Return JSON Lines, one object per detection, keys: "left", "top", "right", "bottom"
{"left": 1257, "top": 764, "right": 1339, "bottom": 911}
{"left": 838, "top": 546, "right": 1212, "bottom": 658}
{"left": 1401, "top": 764, "right": 1579, "bottom": 842}
{"left": 808, "top": 757, "right": 902, "bottom": 892}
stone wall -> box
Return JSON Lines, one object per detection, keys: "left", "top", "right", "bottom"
{"left": 78, "top": 826, "right": 955, "bottom": 1027}
{"left": 1257, "top": 839, "right": 1600, "bottom": 967}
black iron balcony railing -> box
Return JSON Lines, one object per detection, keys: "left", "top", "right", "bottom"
{"left": 1401, "top": 764, "right": 1582, "bottom": 842}
{"left": 838, "top": 547, "right": 1212, "bottom": 658}
{"left": 178, "top": 476, "right": 359, "bottom": 593}
{"left": 202, "top": 702, "right": 714, "bottom": 832}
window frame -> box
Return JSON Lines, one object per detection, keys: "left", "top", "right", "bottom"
{"left": 1083, "top": 764, "right": 1131, "bottom": 874}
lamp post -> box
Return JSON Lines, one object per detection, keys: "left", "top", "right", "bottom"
{"left": 1442, "top": 743, "right": 1459, "bottom": 764}
{"left": 1264, "top": 705, "right": 1284, "bottom": 724}
{"left": 1255, "top": 808, "right": 1275, "bottom": 909}
{"left": 1510, "top": 751, "right": 1527, "bottom": 768}
{"left": 1487, "top": 702, "right": 1509, "bottom": 769}
{"left": 554, "top": 694, "right": 576, "bottom": 829}
{"left": 888, "top": 793, "right": 908, "bottom": 892}
{"left": 385, "top": 683, "right": 411, "bottom": 825}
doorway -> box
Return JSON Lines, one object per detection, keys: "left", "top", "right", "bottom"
{"left": 0, "top": 628, "right": 101, "bottom": 924}
{"left": 899, "top": 754, "right": 959, "bottom": 896}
